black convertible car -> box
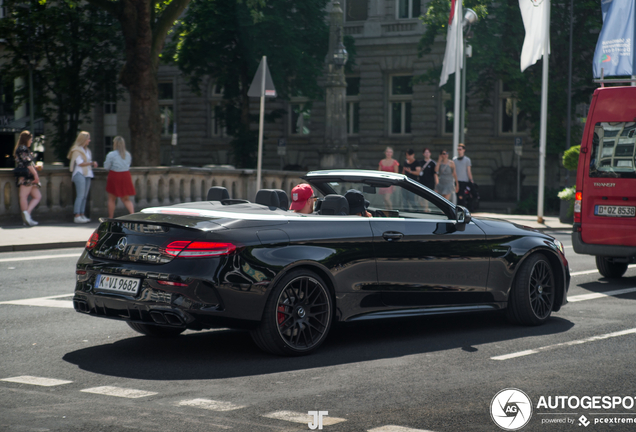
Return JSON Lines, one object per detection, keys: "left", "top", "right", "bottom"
{"left": 73, "top": 170, "right": 570, "bottom": 356}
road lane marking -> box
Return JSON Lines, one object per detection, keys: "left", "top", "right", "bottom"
{"left": 0, "top": 253, "right": 81, "bottom": 263}
{"left": 80, "top": 386, "right": 157, "bottom": 398}
{"left": 568, "top": 287, "right": 636, "bottom": 302}
{"left": 368, "top": 427, "right": 437, "bottom": 432}
{"left": 0, "top": 376, "right": 72, "bottom": 387}
{"left": 178, "top": 398, "right": 246, "bottom": 411}
{"left": 571, "top": 264, "right": 636, "bottom": 277}
{"left": 492, "top": 328, "right": 636, "bottom": 360}
{"left": 263, "top": 411, "right": 346, "bottom": 426}
{"left": 0, "top": 294, "right": 74, "bottom": 309}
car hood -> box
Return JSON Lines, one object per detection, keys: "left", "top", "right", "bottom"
{"left": 472, "top": 217, "right": 548, "bottom": 238}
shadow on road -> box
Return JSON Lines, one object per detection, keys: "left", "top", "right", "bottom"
{"left": 63, "top": 312, "right": 574, "bottom": 381}
{"left": 578, "top": 275, "right": 636, "bottom": 299}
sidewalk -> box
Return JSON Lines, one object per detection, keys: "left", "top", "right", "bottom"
{"left": 0, "top": 213, "right": 572, "bottom": 253}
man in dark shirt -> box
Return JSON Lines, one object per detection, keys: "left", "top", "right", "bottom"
{"left": 401, "top": 149, "right": 422, "bottom": 209}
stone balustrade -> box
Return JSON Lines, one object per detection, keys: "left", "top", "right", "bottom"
{"left": 0, "top": 166, "right": 305, "bottom": 224}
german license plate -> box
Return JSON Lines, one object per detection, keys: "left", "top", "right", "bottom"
{"left": 95, "top": 274, "right": 140, "bottom": 295}
{"left": 594, "top": 205, "right": 636, "bottom": 217}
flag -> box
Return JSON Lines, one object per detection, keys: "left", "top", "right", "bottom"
{"left": 439, "top": 0, "right": 463, "bottom": 87}
{"left": 593, "top": 0, "right": 635, "bottom": 78}
{"left": 519, "top": 0, "right": 550, "bottom": 72}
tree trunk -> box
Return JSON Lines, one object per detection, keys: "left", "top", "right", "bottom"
{"left": 118, "top": 0, "right": 161, "bottom": 167}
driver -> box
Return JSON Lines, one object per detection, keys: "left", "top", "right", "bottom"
{"left": 345, "top": 189, "right": 372, "bottom": 217}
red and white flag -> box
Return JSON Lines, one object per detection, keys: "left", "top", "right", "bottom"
{"left": 519, "top": 0, "right": 551, "bottom": 72}
{"left": 440, "top": 0, "right": 463, "bottom": 87}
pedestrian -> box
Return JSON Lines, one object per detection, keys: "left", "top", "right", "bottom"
{"left": 289, "top": 183, "right": 316, "bottom": 214}
{"left": 435, "top": 150, "right": 458, "bottom": 200}
{"left": 13, "top": 130, "right": 41, "bottom": 226}
{"left": 453, "top": 143, "right": 474, "bottom": 207}
{"left": 67, "top": 131, "right": 97, "bottom": 224}
{"left": 419, "top": 148, "right": 437, "bottom": 191}
{"left": 104, "top": 136, "right": 136, "bottom": 218}
{"left": 378, "top": 146, "right": 399, "bottom": 209}
{"left": 402, "top": 149, "right": 422, "bottom": 209}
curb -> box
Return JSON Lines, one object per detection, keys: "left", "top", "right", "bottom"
{"left": 0, "top": 241, "right": 87, "bottom": 253}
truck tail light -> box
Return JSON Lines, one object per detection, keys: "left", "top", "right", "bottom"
{"left": 574, "top": 191, "right": 582, "bottom": 223}
{"left": 86, "top": 231, "right": 99, "bottom": 250}
{"left": 162, "top": 240, "right": 236, "bottom": 258}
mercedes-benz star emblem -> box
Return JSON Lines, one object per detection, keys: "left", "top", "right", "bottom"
{"left": 116, "top": 237, "right": 128, "bottom": 251}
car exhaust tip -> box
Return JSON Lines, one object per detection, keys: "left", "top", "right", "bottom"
{"left": 149, "top": 311, "right": 168, "bottom": 324}
{"left": 74, "top": 300, "right": 89, "bottom": 313}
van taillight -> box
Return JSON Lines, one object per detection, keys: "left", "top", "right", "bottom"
{"left": 162, "top": 240, "right": 236, "bottom": 258}
{"left": 86, "top": 231, "right": 99, "bottom": 250}
{"left": 574, "top": 191, "right": 582, "bottom": 223}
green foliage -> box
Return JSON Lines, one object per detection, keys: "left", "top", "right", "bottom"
{"left": 0, "top": 0, "right": 124, "bottom": 161}
{"left": 562, "top": 145, "right": 580, "bottom": 171}
{"left": 514, "top": 188, "right": 561, "bottom": 215}
{"left": 169, "top": 0, "right": 330, "bottom": 168}
{"left": 418, "top": 0, "right": 602, "bottom": 155}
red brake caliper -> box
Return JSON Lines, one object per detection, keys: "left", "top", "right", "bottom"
{"left": 277, "top": 305, "right": 286, "bottom": 325}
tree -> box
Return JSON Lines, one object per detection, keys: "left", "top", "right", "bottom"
{"left": 170, "top": 0, "right": 331, "bottom": 168}
{"left": 418, "top": 0, "right": 602, "bottom": 155}
{"left": 0, "top": 0, "right": 124, "bottom": 161}
{"left": 76, "top": 0, "right": 192, "bottom": 166}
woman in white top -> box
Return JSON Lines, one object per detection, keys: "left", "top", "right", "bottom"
{"left": 104, "top": 136, "right": 136, "bottom": 218}
{"left": 67, "top": 131, "right": 97, "bottom": 223}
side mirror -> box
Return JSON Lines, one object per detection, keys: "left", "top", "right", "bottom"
{"left": 456, "top": 205, "right": 472, "bottom": 230}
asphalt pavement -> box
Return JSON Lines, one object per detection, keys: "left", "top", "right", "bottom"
{"left": 0, "top": 213, "right": 572, "bottom": 252}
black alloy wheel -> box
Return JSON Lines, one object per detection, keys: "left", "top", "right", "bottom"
{"left": 507, "top": 253, "right": 555, "bottom": 326}
{"left": 127, "top": 322, "right": 185, "bottom": 337}
{"left": 251, "top": 270, "right": 332, "bottom": 356}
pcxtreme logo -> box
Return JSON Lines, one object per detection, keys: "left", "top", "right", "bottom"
{"left": 491, "top": 388, "right": 533, "bottom": 431}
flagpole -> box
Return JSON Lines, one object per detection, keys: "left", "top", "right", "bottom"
{"left": 256, "top": 56, "right": 266, "bottom": 195}
{"left": 452, "top": 1, "right": 462, "bottom": 159}
{"left": 537, "top": 1, "right": 550, "bottom": 224}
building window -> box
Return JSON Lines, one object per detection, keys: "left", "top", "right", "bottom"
{"left": 499, "top": 81, "right": 527, "bottom": 135}
{"left": 209, "top": 84, "right": 226, "bottom": 137}
{"left": 346, "top": 77, "right": 360, "bottom": 135}
{"left": 396, "top": 0, "right": 421, "bottom": 19}
{"left": 158, "top": 82, "right": 174, "bottom": 137}
{"left": 345, "top": 0, "right": 368, "bottom": 22}
{"left": 103, "top": 101, "right": 117, "bottom": 153}
{"left": 290, "top": 99, "right": 311, "bottom": 135}
{"left": 389, "top": 75, "right": 413, "bottom": 135}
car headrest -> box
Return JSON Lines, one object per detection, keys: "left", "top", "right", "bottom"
{"left": 255, "top": 189, "right": 281, "bottom": 209}
{"left": 207, "top": 186, "right": 230, "bottom": 201}
{"left": 319, "top": 194, "right": 349, "bottom": 215}
{"left": 273, "top": 189, "right": 289, "bottom": 210}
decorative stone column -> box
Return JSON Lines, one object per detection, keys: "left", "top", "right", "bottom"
{"left": 319, "top": 1, "right": 356, "bottom": 169}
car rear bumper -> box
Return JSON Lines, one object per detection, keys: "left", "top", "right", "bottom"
{"left": 572, "top": 226, "right": 636, "bottom": 258}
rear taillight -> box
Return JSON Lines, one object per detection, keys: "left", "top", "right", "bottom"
{"left": 86, "top": 231, "right": 99, "bottom": 250}
{"left": 162, "top": 240, "right": 236, "bottom": 258}
{"left": 157, "top": 280, "right": 188, "bottom": 287}
{"left": 574, "top": 191, "right": 582, "bottom": 223}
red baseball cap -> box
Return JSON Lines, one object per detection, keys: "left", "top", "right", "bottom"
{"left": 289, "top": 184, "right": 313, "bottom": 210}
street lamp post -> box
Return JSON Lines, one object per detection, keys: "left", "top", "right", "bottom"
{"left": 459, "top": 8, "right": 478, "bottom": 145}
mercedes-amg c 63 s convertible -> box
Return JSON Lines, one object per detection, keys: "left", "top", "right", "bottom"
{"left": 73, "top": 170, "right": 570, "bottom": 355}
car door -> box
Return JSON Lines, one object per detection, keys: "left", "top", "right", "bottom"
{"left": 370, "top": 207, "right": 490, "bottom": 308}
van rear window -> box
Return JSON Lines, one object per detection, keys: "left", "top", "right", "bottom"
{"left": 590, "top": 122, "right": 636, "bottom": 179}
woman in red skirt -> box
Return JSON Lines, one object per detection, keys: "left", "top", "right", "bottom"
{"left": 104, "top": 136, "right": 136, "bottom": 218}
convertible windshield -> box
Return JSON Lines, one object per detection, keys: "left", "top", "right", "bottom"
{"left": 313, "top": 180, "right": 449, "bottom": 219}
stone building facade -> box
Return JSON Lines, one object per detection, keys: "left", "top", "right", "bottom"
{"left": 9, "top": 0, "right": 564, "bottom": 202}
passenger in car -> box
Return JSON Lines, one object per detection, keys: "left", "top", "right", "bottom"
{"left": 345, "top": 189, "right": 372, "bottom": 217}
{"left": 289, "top": 183, "right": 317, "bottom": 214}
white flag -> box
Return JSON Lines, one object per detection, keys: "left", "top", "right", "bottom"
{"left": 439, "top": 0, "right": 463, "bottom": 87}
{"left": 519, "top": 0, "right": 551, "bottom": 72}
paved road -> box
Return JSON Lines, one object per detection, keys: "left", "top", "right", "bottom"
{"left": 1, "top": 232, "right": 636, "bottom": 432}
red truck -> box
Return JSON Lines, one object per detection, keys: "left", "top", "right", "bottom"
{"left": 572, "top": 86, "right": 636, "bottom": 277}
